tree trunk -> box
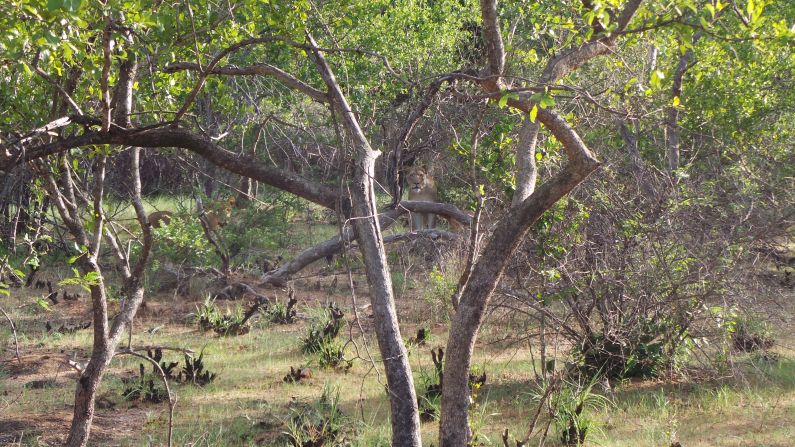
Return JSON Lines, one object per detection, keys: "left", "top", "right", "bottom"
{"left": 65, "top": 270, "right": 111, "bottom": 447}
{"left": 511, "top": 117, "right": 540, "bottom": 206}
{"left": 310, "top": 34, "right": 422, "bottom": 447}
{"left": 440, "top": 164, "right": 597, "bottom": 446}
{"left": 65, "top": 342, "right": 113, "bottom": 446}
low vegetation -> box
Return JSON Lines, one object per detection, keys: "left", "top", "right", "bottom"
{"left": 1, "top": 0, "right": 794, "bottom": 446}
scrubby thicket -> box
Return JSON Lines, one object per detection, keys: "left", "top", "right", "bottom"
{"left": 1, "top": 0, "right": 794, "bottom": 446}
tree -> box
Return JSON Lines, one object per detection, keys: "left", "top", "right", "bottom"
{"left": 1, "top": 0, "right": 793, "bottom": 446}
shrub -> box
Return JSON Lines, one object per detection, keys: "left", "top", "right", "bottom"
{"left": 266, "top": 288, "right": 298, "bottom": 324}
{"left": 732, "top": 317, "right": 774, "bottom": 352}
{"left": 283, "top": 387, "right": 353, "bottom": 447}
{"left": 421, "top": 267, "right": 457, "bottom": 320}
{"left": 551, "top": 377, "right": 611, "bottom": 446}
{"left": 301, "top": 303, "right": 344, "bottom": 354}
{"left": 151, "top": 213, "right": 216, "bottom": 266}
{"left": 195, "top": 296, "right": 267, "bottom": 336}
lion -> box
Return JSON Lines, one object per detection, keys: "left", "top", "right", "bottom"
{"left": 148, "top": 210, "right": 173, "bottom": 229}
{"left": 406, "top": 167, "right": 438, "bottom": 231}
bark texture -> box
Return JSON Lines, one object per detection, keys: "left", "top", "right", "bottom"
{"left": 438, "top": 2, "right": 643, "bottom": 445}
{"left": 309, "top": 35, "right": 422, "bottom": 447}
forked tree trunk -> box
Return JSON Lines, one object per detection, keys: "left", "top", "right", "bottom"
{"left": 437, "top": 2, "right": 642, "bottom": 443}
{"left": 440, "top": 163, "right": 599, "bottom": 446}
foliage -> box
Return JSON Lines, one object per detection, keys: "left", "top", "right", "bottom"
{"left": 152, "top": 214, "right": 216, "bottom": 267}
{"left": 421, "top": 266, "right": 457, "bottom": 320}
{"left": 195, "top": 296, "right": 248, "bottom": 336}
{"left": 301, "top": 303, "right": 344, "bottom": 354}
{"left": 551, "top": 377, "right": 612, "bottom": 446}
{"left": 731, "top": 315, "right": 775, "bottom": 353}
{"left": 283, "top": 386, "right": 354, "bottom": 447}
{"left": 122, "top": 350, "right": 216, "bottom": 403}
{"left": 266, "top": 289, "right": 299, "bottom": 324}
{"left": 575, "top": 329, "right": 690, "bottom": 380}
{"left": 122, "top": 363, "right": 169, "bottom": 404}
{"left": 317, "top": 340, "right": 352, "bottom": 371}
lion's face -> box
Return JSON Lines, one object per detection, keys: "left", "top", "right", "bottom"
{"left": 407, "top": 169, "right": 429, "bottom": 193}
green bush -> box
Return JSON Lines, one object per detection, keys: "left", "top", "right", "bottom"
{"left": 301, "top": 304, "right": 344, "bottom": 354}
{"left": 151, "top": 213, "right": 216, "bottom": 266}
{"left": 283, "top": 386, "right": 354, "bottom": 447}
{"left": 576, "top": 327, "right": 690, "bottom": 380}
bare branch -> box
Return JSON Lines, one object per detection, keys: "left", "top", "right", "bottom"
{"left": 32, "top": 66, "right": 84, "bottom": 116}
{"left": 0, "top": 305, "right": 20, "bottom": 362}
{"left": 164, "top": 62, "right": 328, "bottom": 103}
{"left": 6, "top": 126, "right": 342, "bottom": 211}
{"left": 172, "top": 36, "right": 284, "bottom": 122}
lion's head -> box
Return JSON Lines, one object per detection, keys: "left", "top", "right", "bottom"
{"left": 407, "top": 168, "right": 429, "bottom": 192}
{"left": 406, "top": 167, "right": 437, "bottom": 201}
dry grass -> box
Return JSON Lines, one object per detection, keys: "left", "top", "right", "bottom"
{"left": 2, "top": 263, "right": 794, "bottom": 446}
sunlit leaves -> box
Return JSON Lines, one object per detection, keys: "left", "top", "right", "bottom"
{"left": 649, "top": 69, "right": 665, "bottom": 90}
{"left": 530, "top": 91, "right": 556, "bottom": 109}
{"left": 48, "top": 0, "right": 82, "bottom": 13}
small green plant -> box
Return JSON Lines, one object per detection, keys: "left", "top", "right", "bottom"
{"left": 195, "top": 296, "right": 261, "bottom": 335}
{"left": 317, "top": 340, "right": 352, "bottom": 370}
{"left": 122, "top": 363, "right": 169, "bottom": 404}
{"left": 549, "top": 376, "right": 611, "bottom": 446}
{"left": 416, "top": 355, "right": 441, "bottom": 420}
{"left": 301, "top": 303, "right": 344, "bottom": 354}
{"left": 422, "top": 267, "right": 457, "bottom": 320}
{"left": 283, "top": 386, "right": 353, "bottom": 447}
{"left": 179, "top": 351, "right": 217, "bottom": 386}
{"left": 267, "top": 288, "right": 298, "bottom": 324}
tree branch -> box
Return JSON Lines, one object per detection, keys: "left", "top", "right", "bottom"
{"left": 164, "top": 62, "right": 328, "bottom": 103}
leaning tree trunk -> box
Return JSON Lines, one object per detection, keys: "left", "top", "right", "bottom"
{"left": 310, "top": 34, "right": 422, "bottom": 447}
{"left": 439, "top": 162, "right": 598, "bottom": 446}
{"left": 438, "top": 2, "right": 643, "bottom": 444}
{"left": 65, "top": 281, "right": 114, "bottom": 446}
{"left": 511, "top": 117, "right": 540, "bottom": 206}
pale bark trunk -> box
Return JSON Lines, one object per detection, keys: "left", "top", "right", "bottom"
{"left": 309, "top": 34, "right": 422, "bottom": 447}
{"left": 511, "top": 117, "right": 540, "bottom": 206}
{"left": 666, "top": 27, "right": 707, "bottom": 172}
{"left": 438, "top": 3, "right": 642, "bottom": 444}
{"left": 63, "top": 148, "right": 151, "bottom": 447}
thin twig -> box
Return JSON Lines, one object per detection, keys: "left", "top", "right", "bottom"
{"left": 117, "top": 349, "right": 176, "bottom": 447}
{"left": 0, "top": 305, "right": 21, "bottom": 362}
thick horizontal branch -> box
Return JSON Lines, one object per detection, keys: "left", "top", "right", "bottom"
{"left": 2, "top": 125, "right": 341, "bottom": 210}
{"left": 261, "top": 202, "right": 469, "bottom": 286}
{"left": 164, "top": 62, "right": 328, "bottom": 103}
{"left": 399, "top": 201, "right": 472, "bottom": 227}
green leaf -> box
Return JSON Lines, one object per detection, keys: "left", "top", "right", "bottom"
{"left": 498, "top": 92, "right": 509, "bottom": 109}
{"left": 63, "top": 0, "right": 82, "bottom": 12}
{"left": 529, "top": 105, "right": 538, "bottom": 123}
{"left": 498, "top": 91, "right": 519, "bottom": 109}
{"left": 539, "top": 92, "right": 555, "bottom": 108}
{"left": 530, "top": 92, "right": 555, "bottom": 109}
{"left": 36, "top": 298, "right": 51, "bottom": 311}
{"left": 650, "top": 70, "right": 665, "bottom": 90}
{"left": 47, "top": 0, "right": 62, "bottom": 12}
